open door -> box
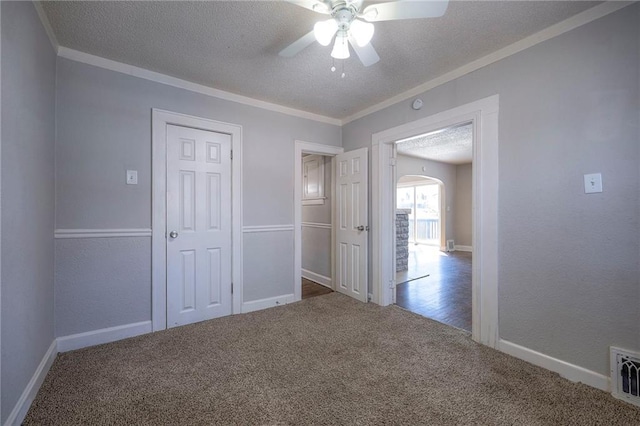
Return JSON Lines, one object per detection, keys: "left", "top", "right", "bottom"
{"left": 335, "top": 147, "right": 368, "bottom": 302}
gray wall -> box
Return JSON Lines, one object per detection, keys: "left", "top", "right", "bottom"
{"left": 1, "top": 2, "right": 56, "bottom": 421}
{"left": 302, "top": 156, "right": 332, "bottom": 280}
{"left": 454, "top": 163, "right": 472, "bottom": 247}
{"left": 55, "top": 57, "right": 341, "bottom": 333}
{"left": 396, "top": 154, "right": 456, "bottom": 245}
{"left": 343, "top": 5, "right": 640, "bottom": 376}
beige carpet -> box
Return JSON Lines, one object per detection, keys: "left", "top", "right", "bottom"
{"left": 26, "top": 293, "right": 640, "bottom": 425}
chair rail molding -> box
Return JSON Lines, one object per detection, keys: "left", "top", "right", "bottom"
{"left": 301, "top": 222, "right": 332, "bottom": 230}
{"left": 54, "top": 228, "right": 152, "bottom": 238}
{"left": 242, "top": 225, "right": 295, "bottom": 233}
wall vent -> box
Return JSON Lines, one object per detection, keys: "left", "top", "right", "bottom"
{"left": 446, "top": 240, "right": 455, "bottom": 252}
{"left": 611, "top": 347, "right": 640, "bottom": 407}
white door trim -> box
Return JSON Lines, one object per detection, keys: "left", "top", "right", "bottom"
{"left": 371, "top": 95, "right": 499, "bottom": 348}
{"left": 152, "top": 109, "right": 243, "bottom": 331}
{"left": 294, "top": 140, "right": 343, "bottom": 301}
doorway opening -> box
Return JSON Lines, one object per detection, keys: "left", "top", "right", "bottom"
{"left": 393, "top": 122, "right": 473, "bottom": 330}
{"left": 371, "top": 95, "right": 499, "bottom": 347}
{"left": 300, "top": 153, "right": 334, "bottom": 299}
{"left": 293, "top": 141, "right": 343, "bottom": 302}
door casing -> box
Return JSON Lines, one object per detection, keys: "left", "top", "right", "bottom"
{"left": 152, "top": 109, "right": 243, "bottom": 332}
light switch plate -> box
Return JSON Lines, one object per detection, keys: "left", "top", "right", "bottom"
{"left": 584, "top": 173, "right": 602, "bottom": 194}
{"left": 126, "top": 170, "right": 138, "bottom": 185}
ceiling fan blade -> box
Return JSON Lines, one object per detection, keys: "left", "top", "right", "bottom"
{"left": 279, "top": 30, "right": 317, "bottom": 58}
{"left": 362, "top": 0, "right": 449, "bottom": 22}
{"left": 348, "top": 36, "right": 380, "bottom": 67}
{"left": 286, "top": 0, "right": 331, "bottom": 15}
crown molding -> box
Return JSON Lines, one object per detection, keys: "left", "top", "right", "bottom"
{"left": 32, "top": 1, "right": 59, "bottom": 53}
{"left": 34, "top": 1, "right": 633, "bottom": 128}
{"left": 342, "top": 1, "right": 634, "bottom": 125}
{"left": 56, "top": 47, "right": 342, "bottom": 127}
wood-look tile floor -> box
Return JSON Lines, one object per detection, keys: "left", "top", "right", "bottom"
{"left": 302, "top": 278, "right": 333, "bottom": 299}
{"left": 396, "top": 245, "right": 472, "bottom": 332}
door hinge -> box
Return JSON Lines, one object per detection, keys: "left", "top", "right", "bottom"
{"left": 389, "top": 158, "right": 396, "bottom": 166}
{"left": 230, "top": 150, "right": 233, "bottom": 160}
{"left": 231, "top": 282, "right": 234, "bottom": 294}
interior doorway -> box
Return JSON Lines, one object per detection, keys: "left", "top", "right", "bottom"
{"left": 151, "top": 109, "right": 243, "bottom": 332}
{"left": 293, "top": 141, "right": 343, "bottom": 302}
{"left": 393, "top": 125, "right": 473, "bottom": 332}
{"left": 300, "top": 153, "right": 334, "bottom": 299}
{"left": 371, "top": 95, "right": 499, "bottom": 347}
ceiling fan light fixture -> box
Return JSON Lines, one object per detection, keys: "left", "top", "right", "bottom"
{"left": 314, "top": 19, "right": 338, "bottom": 46}
{"left": 331, "top": 33, "right": 350, "bottom": 59}
{"left": 312, "top": 3, "right": 330, "bottom": 13}
{"left": 349, "top": 19, "right": 374, "bottom": 47}
{"left": 362, "top": 8, "right": 378, "bottom": 21}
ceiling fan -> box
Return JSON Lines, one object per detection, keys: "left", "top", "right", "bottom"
{"left": 279, "top": 0, "right": 449, "bottom": 68}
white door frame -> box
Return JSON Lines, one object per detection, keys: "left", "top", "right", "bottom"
{"left": 151, "top": 109, "right": 243, "bottom": 331}
{"left": 294, "top": 140, "right": 343, "bottom": 301}
{"left": 371, "top": 95, "right": 499, "bottom": 348}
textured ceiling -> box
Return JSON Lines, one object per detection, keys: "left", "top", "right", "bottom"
{"left": 42, "top": 1, "right": 601, "bottom": 119}
{"left": 397, "top": 123, "right": 472, "bottom": 164}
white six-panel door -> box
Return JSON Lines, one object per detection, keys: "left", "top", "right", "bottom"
{"left": 166, "top": 124, "right": 232, "bottom": 328}
{"left": 335, "top": 147, "right": 368, "bottom": 303}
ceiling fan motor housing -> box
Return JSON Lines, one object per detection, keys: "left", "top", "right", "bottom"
{"left": 332, "top": 3, "right": 358, "bottom": 29}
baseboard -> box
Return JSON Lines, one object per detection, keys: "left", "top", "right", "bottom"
{"left": 5, "top": 340, "right": 57, "bottom": 426}
{"left": 498, "top": 339, "right": 610, "bottom": 391}
{"left": 301, "top": 269, "right": 332, "bottom": 288}
{"left": 454, "top": 245, "right": 472, "bottom": 252}
{"left": 57, "top": 321, "right": 152, "bottom": 352}
{"left": 241, "top": 294, "right": 296, "bottom": 314}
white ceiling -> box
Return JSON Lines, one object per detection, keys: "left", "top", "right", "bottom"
{"left": 397, "top": 122, "right": 472, "bottom": 164}
{"left": 41, "top": 1, "right": 601, "bottom": 120}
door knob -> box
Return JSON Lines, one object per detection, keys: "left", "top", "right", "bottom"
{"left": 356, "top": 225, "right": 365, "bottom": 231}
{"left": 169, "top": 231, "right": 179, "bottom": 238}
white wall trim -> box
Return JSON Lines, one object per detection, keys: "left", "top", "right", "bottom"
{"left": 57, "top": 321, "right": 152, "bottom": 353}
{"left": 301, "top": 222, "right": 332, "bottom": 230}
{"left": 152, "top": 109, "right": 243, "bottom": 331}
{"left": 372, "top": 95, "right": 499, "bottom": 349}
{"left": 33, "top": 1, "right": 631, "bottom": 129}
{"left": 57, "top": 47, "right": 340, "bottom": 126}
{"left": 0, "top": 3, "right": 3, "bottom": 420}
{"left": 498, "top": 339, "right": 610, "bottom": 392}
{"left": 242, "top": 225, "right": 294, "bottom": 233}
{"left": 32, "top": 1, "right": 59, "bottom": 53}
{"left": 294, "top": 141, "right": 343, "bottom": 302}
{"left": 301, "top": 269, "right": 332, "bottom": 288}
{"left": 342, "top": 1, "right": 633, "bottom": 124}
{"left": 241, "top": 294, "right": 296, "bottom": 314}
{"left": 4, "top": 340, "right": 57, "bottom": 426}
{"left": 54, "top": 228, "right": 152, "bottom": 239}
{"left": 454, "top": 245, "right": 472, "bottom": 252}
